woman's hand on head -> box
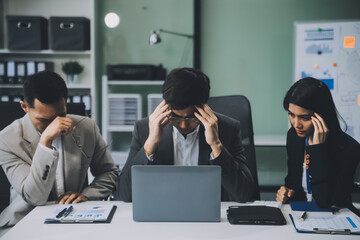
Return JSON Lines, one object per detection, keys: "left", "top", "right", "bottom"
{"left": 309, "top": 112, "right": 329, "bottom": 145}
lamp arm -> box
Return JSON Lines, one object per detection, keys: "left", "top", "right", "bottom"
{"left": 159, "top": 29, "right": 193, "bottom": 38}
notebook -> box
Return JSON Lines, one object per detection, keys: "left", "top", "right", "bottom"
{"left": 131, "top": 165, "right": 221, "bottom": 222}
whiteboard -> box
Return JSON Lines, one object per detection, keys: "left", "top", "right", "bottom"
{"left": 294, "top": 20, "right": 360, "bottom": 142}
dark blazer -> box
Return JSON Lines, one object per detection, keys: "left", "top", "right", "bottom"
{"left": 284, "top": 127, "right": 360, "bottom": 213}
{"left": 115, "top": 113, "right": 256, "bottom": 203}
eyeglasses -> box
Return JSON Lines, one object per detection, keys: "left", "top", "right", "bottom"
{"left": 167, "top": 115, "right": 200, "bottom": 124}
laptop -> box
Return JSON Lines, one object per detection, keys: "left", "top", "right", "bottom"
{"left": 131, "top": 165, "right": 221, "bottom": 222}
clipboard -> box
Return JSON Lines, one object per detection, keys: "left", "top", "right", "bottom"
{"left": 289, "top": 209, "right": 360, "bottom": 235}
{"left": 44, "top": 205, "right": 117, "bottom": 224}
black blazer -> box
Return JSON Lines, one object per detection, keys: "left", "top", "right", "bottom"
{"left": 115, "top": 113, "right": 256, "bottom": 203}
{"left": 284, "top": 127, "right": 360, "bottom": 213}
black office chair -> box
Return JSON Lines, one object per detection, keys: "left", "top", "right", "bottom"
{"left": 0, "top": 101, "right": 86, "bottom": 214}
{"left": 207, "top": 95, "right": 260, "bottom": 200}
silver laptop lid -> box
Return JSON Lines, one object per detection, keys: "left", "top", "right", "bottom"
{"left": 131, "top": 165, "right": 221, "bottom": 222}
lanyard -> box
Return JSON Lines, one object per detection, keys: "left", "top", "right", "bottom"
{"left": 305, "top": 137, "right": 312, "bottom": 194}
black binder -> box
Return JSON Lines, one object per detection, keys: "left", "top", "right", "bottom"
{"left": 227, "top": 205, "right": 286, "bottom": 225}
{"left": 0, "top": 61, "right": 6, "bottom": 84}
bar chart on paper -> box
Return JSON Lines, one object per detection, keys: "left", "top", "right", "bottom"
{"left": 294, "top": 20, "right": 360, "bottom": 142}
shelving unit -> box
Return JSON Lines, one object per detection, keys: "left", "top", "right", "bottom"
{"left": 0, "top": 0, "right": 96, "bottom": 120}
{"left": 102, "top": 75, "right": 163, "bottom": 168}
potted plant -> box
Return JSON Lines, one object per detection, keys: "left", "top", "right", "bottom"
{"left": 61, "top": 60, "right": 84, "bottom": 84}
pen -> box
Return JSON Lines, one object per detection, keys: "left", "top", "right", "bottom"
{"left": 331, "top": 207, "right": 339, "bottom": 215}
{"left": 56, "top": 207, "right": 67, "bottom": 218}
{"left": 300, "top": 211, "right": 307, "bottom": 221}
{"left": 63, "top": 206, "right": 73, "bottom": 218}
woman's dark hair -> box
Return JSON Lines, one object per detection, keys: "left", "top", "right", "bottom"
{"left": 23, "top": 71, "right": 68, "bottom": 108}
{"left": 162, "top": 68, "right": 210, "bottom": 110}
{"left": 283, "top": 77, "right": 346, "bottom": 137}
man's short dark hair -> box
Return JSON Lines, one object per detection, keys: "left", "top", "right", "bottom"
{"left": 23, "top": 71, "right": 68, "bottom": 108}
{"left": 162, "top": 68, "right": 210, "bottom": 110}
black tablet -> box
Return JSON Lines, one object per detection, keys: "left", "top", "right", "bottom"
{"left": 227, "top": 206, "right": 287, "bottom": 225}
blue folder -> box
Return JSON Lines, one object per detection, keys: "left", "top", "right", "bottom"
{"left": 290, "top": 201, "right": 332, "bottom": 212}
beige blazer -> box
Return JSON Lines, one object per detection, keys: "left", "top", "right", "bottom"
{"left": 0, "top": 114, "right": 117, "bottom": 228}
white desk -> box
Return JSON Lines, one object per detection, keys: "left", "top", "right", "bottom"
{"left": 2, "top": 201, "right": 358, "bottom": 240}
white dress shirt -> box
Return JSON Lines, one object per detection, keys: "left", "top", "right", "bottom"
{"left": 172, "top": 125, "right": 200, "bottom": 166}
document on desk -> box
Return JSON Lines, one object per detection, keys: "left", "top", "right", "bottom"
{"left": 290, "top": 208, "right": 360, "bottom": 234}
{"left": 44, "top": 204, "right": 117, "bottom": 224}
{"left": 250, "top": 200, "right": 282, "bottom": 208}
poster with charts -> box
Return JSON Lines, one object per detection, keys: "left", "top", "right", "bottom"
{"left": 294, "top": 20, "right": 360, "bottom": 142}
{"left": 299, "top": 25, "right": 340, "bottom": 57}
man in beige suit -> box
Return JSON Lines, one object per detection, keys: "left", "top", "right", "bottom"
{"left": 0, "top": 71, "right": 117, "bottom": 234}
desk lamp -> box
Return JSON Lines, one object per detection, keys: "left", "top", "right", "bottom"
{"left": 149, "top": 29, "right": 194, "bottom": 66}
{"left": 149, "top": 29, "right": 193, "bottom": 45}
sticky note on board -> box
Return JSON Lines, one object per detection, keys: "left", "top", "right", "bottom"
{"left": 358, "top": 94, "right": 360, "bottom": 106}
{"left": 344, "top": 36, "right": 355, "bottom": 48}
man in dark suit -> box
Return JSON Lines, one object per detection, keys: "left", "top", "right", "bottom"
{"left": 115, "top": 68, "right": 255, "bottom": 202}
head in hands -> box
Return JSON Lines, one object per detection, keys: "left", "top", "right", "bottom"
{"left": 21, "top": 71, "right": 68, "bottom": 133}
{"left": 20, "top": 71, "right": 74, "bottom": 149}
{"left": 162, "top": 67, "right": 210, "bottom": 135}
{"left": 283, "top": 77, "right": 342, "bottom": 144}
{"left": 145, "top": 67, "right": 222, "bottom": 158}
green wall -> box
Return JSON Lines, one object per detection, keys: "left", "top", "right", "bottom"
{"left": 201, "top": 0, "right": 360, "bottom": 136}
{"left": 95, "top": 0, "right": 194, "bottom": 123}
{"left": 96, "top": 0, "right": 360, "bottom": 136}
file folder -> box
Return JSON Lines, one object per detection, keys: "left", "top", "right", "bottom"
{"left": 1, "top": 96, "right": 10, "bottom": 102}
{"left": 36, "top": 61, "right": 54, "bottom": 72}
{"left": 0, "top": 61, "right": 6, "bottom": 84}
{"left": 26, "top": 61, "right": 36, "bottom": 76}
{"left": 6, "top": 61, "right": 16, "bottom": 84}
{"left": 16, "top": 62, "right": 26, "bottom": 84}
{"left": 290, "top": 201, "right": 332, "bottom": 212}
{"left": 72, "top": 95, "right": 81, "bottom": 103}
{"left": 12, "top": 96, "right": 22, "bottom": 102}
{"left": 82, "top": 95, "right": 91, "bottom": 111}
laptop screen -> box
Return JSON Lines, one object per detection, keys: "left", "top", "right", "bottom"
{"left": 131, "top": 165, "right": 221, "bottom": 222}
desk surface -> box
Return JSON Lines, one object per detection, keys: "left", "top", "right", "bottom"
{"left": 3, "top": 201, "right": 358, "bottom": 240}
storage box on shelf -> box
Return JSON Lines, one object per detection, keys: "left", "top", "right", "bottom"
{"left": 0, "top": 0, "right": 96, "bottom": 120}
{"left": 6, "top": 16, "right": 48, "bottom": 50}
{"left": 50, "top": 17, "right": 90, "bottom": 51}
